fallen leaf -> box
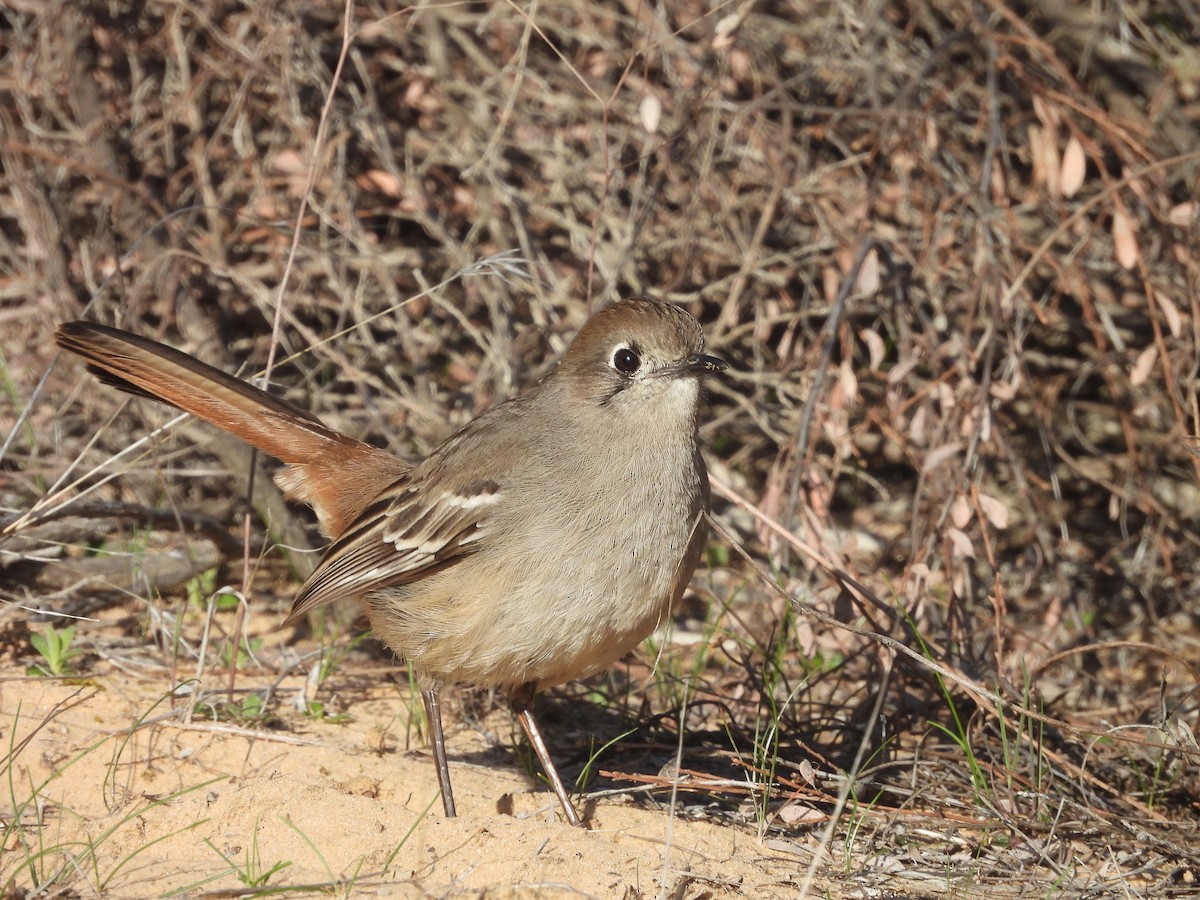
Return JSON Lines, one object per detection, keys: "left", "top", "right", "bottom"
{"left": 835, "top": 360, "right": 858, "bottom": 407}
{"left": 991, "top": 161, "right": 1007, "bottom": 204}
{"left": 360, "top": 169, "right": 403, "bottom": 197}
{"left": 1112, "top": 211, "right": 1138, "bottom": 269}
{"left": 776, "top": 803, "right": 824, "bottom": 825}
{"left": 1061, "top": 136, "right": 1086, "bottom": 197}
{"left": 1158, "top": 293, "right": 1182, "bottom": 338}
{"left": 822, "top": 265, "right": 840, "bottom": 304}
{"left": 1041, "top": 129, "right": 1061, "bottom": 198}
{"left": 1130, "top": 344, "right": 1157, "bottom": 386}
{"left": 978, "top": 494, "right": 1009, "bottom": 529}
{"left": 948, "top": 527, "right": 975, "bottom": 559}
{"left": 950, "top": 495, "right": 972, "bottom": 529}
{"left": 1029, "top": 125, "right": 1048, "bottom": 188}
{"left": 639, "top": 95, "right": 661, "bottom": 134}
{"left": 272, "top": 149, "right": 307, "bottom": 174}
{"left": 1032, "top": 94, "right": 1059, "bottom": 128}
{"left": 855, "top": 248, "right": 880, "bottom": 294}
{"left": 989, "top": 379, "right": 1017, "bottom": 402}
{"left": 797, "top": 759, "right": 815, "bottom": 785}
{"left": 923, "top": 441, "right": 962, "bottom": 473}
{"left": 713, "top": 11, "right": 742, "bottom": 49}
{"left": 1167, "top": 202, "right": 1196, "bottom": 226}
{"left": 860, "top": 328, "right": 886, "bottom": 371}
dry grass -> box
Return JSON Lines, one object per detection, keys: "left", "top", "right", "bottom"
{"left": 2, "top": 0, "right": 1198, "bottom": 896}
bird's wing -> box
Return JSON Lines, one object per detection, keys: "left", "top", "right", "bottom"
{"left": 284, "top": 475, "right": 500, "bottom": 622}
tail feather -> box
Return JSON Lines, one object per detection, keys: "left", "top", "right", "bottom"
{"left": 55, "top": 321, "right": 409, "bottom": 537}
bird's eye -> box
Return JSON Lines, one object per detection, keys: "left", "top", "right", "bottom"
{"left": 612, "top": 346, "right": 640, "bottom": 374}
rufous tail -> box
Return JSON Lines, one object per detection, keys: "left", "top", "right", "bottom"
{"left": 56, "top": 321, "right": 408, "bottom": 537}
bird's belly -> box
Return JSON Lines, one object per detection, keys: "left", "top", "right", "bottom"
{"left": 363, "top": 515, "right": 702, "bottom": 692}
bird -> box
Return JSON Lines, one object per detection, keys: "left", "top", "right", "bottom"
{"left": 55, "top": 299, "right": 726, "bottom": 826}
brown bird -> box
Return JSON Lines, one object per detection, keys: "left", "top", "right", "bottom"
{"left": 55, "top": 299, "right": 725, "bottom": 825}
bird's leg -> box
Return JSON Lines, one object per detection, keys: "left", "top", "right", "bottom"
{"left": 422, "top": 688, "right": 457, "bottom": 817}
{"left": 510, "top": 682, "right": 583, "bottom": 827}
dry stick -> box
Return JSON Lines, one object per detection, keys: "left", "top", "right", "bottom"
{"left": 464, "top": 0, "right": 536, "bottom": 180}
{"left": 981, "top": 2, "right": 1158, "bottom": 170}
{"left": 3, "top": 409, "right": 193, "bottom": 539}
{"left": 1132, "top": 223, "right": 1194, "bottom": 467}
{"left": 261, "top": 0, "right": 355, "bottom": 381}
{"left": 998, "top": 151, "right": 1200, "bottom": 315}
{"left": 1, "top": 209, "right": 207, "bottom": 470}
{"left": 705, "top": 483, "right": 1175, "bottom": 822}
{"left": 973, "top": 31, "right": 1009, "bottom": 671}
{"left": 0, "top": 139, "right": 168, "bottom": 220}
{"left": 500, "top": 0, "right": 605, "bottom": 305}
{"left": 783, "top": 237, "right": 903, "bottom": 567}
{"left": 712, "top": 106, "right": 792, "bottom": 339}
{"left": 219, "top": 0, "right": 358, "bottom": 701}
{"left": 8, "top": 501, "right": 250, "bottom": 558}
{"left": 706, "top": 496, "right": 994, "bottom": 706}
{"left": 1052, "top": 152, "right": 1188, "bottom": 518}
{"left": 13, "top": 261, "right": 504, "bottom": 546}
{"left": 1029, "top": 640, "right": 1200, "bottom": 694}
{"left": 959, "top": 148, "right": 1200, "bottom": 583}
{"left": 798, "top": 654, "right": 890, "bottom": 900}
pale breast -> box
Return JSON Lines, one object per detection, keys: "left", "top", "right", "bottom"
{"left": 364, "top": 426, "right": 708, "bottom": 691}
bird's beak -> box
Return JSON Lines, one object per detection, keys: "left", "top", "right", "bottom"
{"left": 683, "top": 353, "right": 728, "bottom": 375}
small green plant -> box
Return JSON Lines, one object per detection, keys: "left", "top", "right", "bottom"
{"left": 220, "top": 634, "right": 263, "bottom": 670}
{"left": 743, "top": 600, "right": 812, "bottom": 830}
{"left": 324, "top": 632, "right": 368, "bottom": 682}
{"left": 705, "top": 543, "right": 730, "bottom": 569}
{"left": 840, "top": 789, "right": 876, "bottom": 873}
{"left": 575, "top": 725, "right": 638, "bottom": 795}
{"left": 901, "top": 604, "right": 990, "bottom": 797}
{"left": 399, "top": 667, "right": 425, "bottom": 750}
{"left": 213, "top": 692, "right": 279, "bottom": 727}
{"left": 185, "top": 568, "right": 217, "bottom": 606}
{"left": 302, "top": 701, "right": 352, "bottom": 724}
{"left": 27, "top": 624, "right": 81, "bottom": 677}
{"left": 187, "top": 568, "right": 240, "bottom": 613}
{"left": 204, "top": 821, "right": 291, "bottom": 889}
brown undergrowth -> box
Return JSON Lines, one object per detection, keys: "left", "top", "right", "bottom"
{"left": 1, "top": 0, "right": 1198, "bottom": 896}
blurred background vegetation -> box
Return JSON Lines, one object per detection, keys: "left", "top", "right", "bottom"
{"left": 1, "top": 0, "right": 1197, "bottom": 894}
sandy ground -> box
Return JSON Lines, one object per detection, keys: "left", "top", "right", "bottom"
{"left": 2, "top": 546, "right": 1143, "bottom": 899}
{"left": 5, "top": 667, "right": 841, "bottom": 898}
